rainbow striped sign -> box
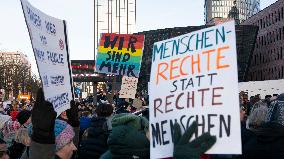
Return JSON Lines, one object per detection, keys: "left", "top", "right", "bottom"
{"left": 96, "top": 33, "right": 144, "bottom": 77}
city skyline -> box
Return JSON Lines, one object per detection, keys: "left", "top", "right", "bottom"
{"left": 0, "top": 0, "right": 278, "bottom": 75}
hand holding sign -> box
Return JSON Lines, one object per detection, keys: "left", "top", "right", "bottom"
{"left": 32, "top": 88, "right": 57, "bottom": 144}
{"left": 173, "top": 122, "right": 216, "bottom": 159}
{"left": 66, "top": 100, "right": 79, "bottom": 127}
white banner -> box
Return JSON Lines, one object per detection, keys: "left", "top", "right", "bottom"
{"left": 21, "top": 0, "right": 73, "bottom": 116}
{"left": 119, "top": 76, "right": 138, "bottom": 99}
{"left": 149, "top": 21, "right": 242, "bottom": 158}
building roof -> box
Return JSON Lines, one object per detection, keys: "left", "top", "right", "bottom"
{"left": 134, "top": 24, "right": 258, "bottom": 89}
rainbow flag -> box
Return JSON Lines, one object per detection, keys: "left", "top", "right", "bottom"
{"left": 96, "top": 33, "right": 145, "bottom": 77}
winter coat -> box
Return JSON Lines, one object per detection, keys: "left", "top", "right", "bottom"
{"left": 73, "top": 126, "right": 80, "bottom": 148}
{"left": 20, "top": 147, "right": 29, "bottom": 159}
{"left": 242, "top": 123, "right": 284, "bottom": 159}
{"left": 240, "top": 121, "right": 255, "bottom": 146}
{"left": 8, "top": 140, "right": 26, "bottom": 159}
{"left": 78, "top": 117, "right": 110, "bottom": 159}
{"left": 29, "top": 141, "right": 55, "bottom": 159}
{"left": 100, "top": 125, "right": 150, "bottom": 159}
{"left": 10, "top": 111, "right": 19, "bottom": 121}
{"left": 79, "top": 117, "right": 91, "bottom": 136}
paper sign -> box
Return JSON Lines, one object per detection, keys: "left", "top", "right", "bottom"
{"left": 21, "top": 0, "right": 73, "bottom": 116}
{"left": 149, "top": 21, "right": 241, "bottom": 158}
{"left": 96, "top": 33, "right": 145, "bottom": 77}
{"left": 119, "top": 76, "right": 138, "bottom": 99}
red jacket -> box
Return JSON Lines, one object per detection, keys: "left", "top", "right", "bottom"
{"left": 10, "top": 111, "right": 19, "bottom": 121}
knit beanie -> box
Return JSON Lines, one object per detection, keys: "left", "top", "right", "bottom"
{"left": 107, "top": 113, "right": 150, "bottom": 158}
{"left": 54, "top": 119, "right": 75, "bottom": 152}
{"left": 0, "top": 115, "right": 11, "bottom": 129}
{"left": 112, "top": 113, "right": 149, "bottom": 133}
{"left": 16, "top": 110, "right": 31, "bottom": 125}
{"left": 2, "top": 121, "right": 21, "bottom": 147}
{"left": 26, "top": 120, "right": 75, "bottom": 152}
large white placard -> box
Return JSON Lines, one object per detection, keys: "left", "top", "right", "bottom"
{"left": 21, "top": 0, "right": 73, "bottom": 115}
{"left": 149, "top": 21, "right": 242, "bottom": 158}
{"left": 119, "top": 76, "right": 138, "bottom": 99}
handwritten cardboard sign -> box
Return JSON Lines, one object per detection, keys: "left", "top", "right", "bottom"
{"left": 119, "top": 76, "right": 138, "bottom": 99}
{"left": 149, "top": 21, "right": 242, "bottom": 158}
{"left": 21, "top": 0, "right": 73, "bottom": 116}
{"left": 96, "top": 33, "right": 144, "bottom": 77}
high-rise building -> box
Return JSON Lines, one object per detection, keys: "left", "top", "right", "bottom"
{"left": 0, "top": 51, "right": 31, "bottom": 68}
{"left": 204, "top": 0, "right": 260, "bottom": 24}
{"left": 94, "top": 0, "right": 136, "bottom": 58}
{"left": 242, "top": 0, "right": 284, "bottom": 81}
{"left": 135, "top": 24, "right": 258, "bottom": 91}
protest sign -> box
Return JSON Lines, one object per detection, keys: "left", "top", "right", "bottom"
{"left": 96, "top": 33, "right": 144, "bottom": 77}
{"left": 149, "top": 21, "right": 242, "bottom": 158}
{"left": 21, "top": 0, "right": 73, "bottom": 115}
{"left": 119, "top": 76, "right": 138, "bottom": 99}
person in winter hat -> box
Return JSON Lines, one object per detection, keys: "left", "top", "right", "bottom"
{"left": 0, "top": 115, "right": 11, "bottom": 130}
{"left": 100, "top": 113, "right": 216, "bottom": 159}
{"left": 2, "top": 120, "right": 27, "bottom": 159}
{"left": 78, "top": 103, "right": 113, "bottom": 159}
{"left": 27, "top": 88, "right": 77, "bottom": 159}
{"left": 14, "top": 127, "right": 31, "bottom": 159}
{"left": 65, "top": 100, "right": 80, "bottom": 148}
{"left": 247, "top": 100, "right": 268, "bottom": 129}
{"left": 26, "top": 119, "right": 76, "bottom": 159}
{"left": 16, "top": 110, "right": 31, "bottom": 128}
{"left": 54, "top": 119, "right": 76, "bottom": 159}
{"left": 242, "top": 93, "right": 284, "bottom": 159}
{"left": 2, "top": 121, "right": 21, "bottom": 147}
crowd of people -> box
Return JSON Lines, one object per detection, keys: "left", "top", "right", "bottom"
{"left": 0, "top": 88, "right": 284, "bottom": 159}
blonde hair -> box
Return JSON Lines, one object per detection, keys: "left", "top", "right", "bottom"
{"left": 15, "top": 128, "right": 30, "bottom": 146}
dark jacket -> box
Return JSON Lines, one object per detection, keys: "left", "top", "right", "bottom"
{"left": 29, "top": 141, "right": 55, "bottom": 159}
{"left": 78, "top": 117, "right": 109, "bottom": 159}
{"left": 242, "top": 123, "right": 284, "bottom": 159}
{"left": 240, "top": 121, "right": 255, "bottom": 146}
{"left": 100, "top": 125, "right": 150, "bottom": 159}
{"left": 8, "top": 140, "right": 26, "bottom": 159}
{"left": 79, "top": 117, "right": 91, "bottom": 136}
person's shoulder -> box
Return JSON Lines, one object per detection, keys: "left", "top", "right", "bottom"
{"left": 99, "top": 150, "right": 112, "bottom": 159}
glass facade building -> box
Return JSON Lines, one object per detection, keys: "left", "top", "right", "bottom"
{"left": 205, "top": 0, "right": 260, "bottom": 23}
{"left": 95, "top": 0, "right": 136, "bottom": 57}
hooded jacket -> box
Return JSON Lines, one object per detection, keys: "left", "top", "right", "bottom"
{"left": 242, "top": 94, "right": 284, "bottom": 158}
{"left": 100, "top": 113, "right": 150, "bottom": 159}
{"left": 242, "top": 122, "right": 284, "bottom": 159}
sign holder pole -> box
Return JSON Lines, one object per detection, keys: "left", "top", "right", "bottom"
{"left": 93, "top": 82, "right": 97, "bottom": 106}
{"left": 63, "top": 20, "right": 74, "bottom": 100}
